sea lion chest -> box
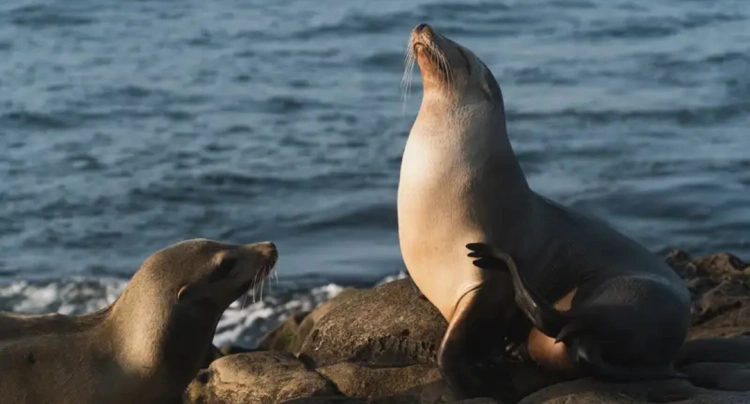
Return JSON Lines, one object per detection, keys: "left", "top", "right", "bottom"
{"left": 397, "top": 129, "right": 499, "bottom": 321}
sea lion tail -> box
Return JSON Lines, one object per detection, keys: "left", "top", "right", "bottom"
{"left": 466, "top": 243, "right": 572, "bottom": 339}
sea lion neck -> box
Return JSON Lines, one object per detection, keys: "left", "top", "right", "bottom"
{"left": 413, "top": 96, "right": 528, "bottom": 190}
{"left": 101, "top": 276, "right": 219, "bottom": 396}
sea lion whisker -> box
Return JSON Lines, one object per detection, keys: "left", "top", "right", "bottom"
{"left": 401, "top": 42, "right": 417, "bottom": 114}
{"left": 428, "top": 40, "right": 452, "bottom": 86}
{"left": 240, "top": 293, "right": 248, "bottom": 311}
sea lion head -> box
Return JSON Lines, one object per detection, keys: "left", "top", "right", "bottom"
{"left": 130, "top": 238, "right": 278, "bottom": 310}
{"left": 407, "top": 23, "right": 504, "bottom": 110}
{"left": 161, "top": 239, "right": 278, "bottom": 308}
{"left": 109, "top": 239, "right": 278, "bottom": 395}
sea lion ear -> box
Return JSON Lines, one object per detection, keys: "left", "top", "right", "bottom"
{"left": 177, "top": 284, "right": 193, "bottom": 301}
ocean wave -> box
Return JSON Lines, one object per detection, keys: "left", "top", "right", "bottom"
{"left": 507, "top": 103, "right": 749, "bottom": 126}
{"left": 7, "top": 4, "right": 96, "bottom": 28}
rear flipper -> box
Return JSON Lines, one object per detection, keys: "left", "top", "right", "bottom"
{"left": 465, "top": 242, "right": 687, "bottom": 382}
{"left": 466, "top": 242, "right": 569, "bottom": 339}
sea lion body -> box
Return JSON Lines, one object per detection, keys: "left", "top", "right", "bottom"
{"left": 397, "top": 24, "right": 691, "bottom": 399}
{"left": 0, "top": 239, "right": 278, "bottom": 404}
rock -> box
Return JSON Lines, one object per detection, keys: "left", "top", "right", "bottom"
{"left": 183, "top": 351, "right": 339, "bottom": 404}
{"left": 665, "top": 249, "right": 750, "bottom": 339}
{"left": 298, "top": 279, "right": 446, "bottom": 368}
{"left": 216, "top": 344, "right": 257, "bottom": 356}
{"left": 189, "top": 250, "right": 750, "bottom": 404}
{"left": 278, "top": 397, "right": 366, "bottom": 404}
{"left": 293, "top": 288, "right": 364, "bottom": 353}
{"left": 680, "top": 362, "right": 750, "bottom": 392}
{"left": 256, "top": 311, "right": 311, "bottom": 352}
{"left": 518, "top": 377, "right": 750, "bottom": 404}
{"left": 253, "top": 287, "right": 363, "bottom": 356}
{"left": 676, "top": 337, "right": 750, "bottom": 367}
{"left": 317, "top": 362, "right": 453, "bottom": 403}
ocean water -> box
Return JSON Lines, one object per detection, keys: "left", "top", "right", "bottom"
{"left": 1, "top": 0, "right": 749, "bottom": 346}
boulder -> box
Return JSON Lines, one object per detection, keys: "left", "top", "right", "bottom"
{"left": 294, "top": 287, "right": 364, "bottom": 353}
{"left": 256, "top": 311, "right": 311, "bottom": 353}
{"left": 298, "top": 279, "right": 446, "bottom": 368}
{"left": 183, "top": 351, "right": 338, "bottom": 404}
{"left": 278, "top": 397, "right": 366, "bottom": 404}
{"left": 665, "top": 249, "right": 750, "bottom": 339}
{"left": 518, "top": 377, "right": 750, "bottom": 404}
{"left": 317, "top": 362, "right": 453, "bottom": 404}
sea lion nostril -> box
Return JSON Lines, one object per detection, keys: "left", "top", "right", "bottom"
{"left": 415, "top": 23, "right": 428, "bottom": 33}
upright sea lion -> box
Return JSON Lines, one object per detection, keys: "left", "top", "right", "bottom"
{"left": 0, "top": 238, "right": 278, "bottom": 404}
{"left": 397, "top": 23, "right": 691, "bottom": 399}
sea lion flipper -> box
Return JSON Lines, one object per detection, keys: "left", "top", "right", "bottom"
{"left": 466, "top": 243, "right": 569, "bottom": 339}
{"left": 437, "top": 286, "right": 516, "bottom": 401}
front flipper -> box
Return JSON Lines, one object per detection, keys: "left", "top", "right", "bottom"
{"left": 438, "top": 285, "right": 516, "bottom": 401}
{"left": 466, "top": 243, "right": 568, "bottom": 339}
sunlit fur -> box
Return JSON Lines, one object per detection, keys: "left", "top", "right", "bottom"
{"left": 0, "top": 239, "right": 277, "bottom": 404}
{"left": 398, "top": 24, "right": 528, "bottom": 323}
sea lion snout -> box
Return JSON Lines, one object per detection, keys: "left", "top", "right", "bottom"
{"left": 244, "top": 241, "right": 278, "bottom": 268}
{"left": 414, "top": 23, "right": 429, "bottom": 34}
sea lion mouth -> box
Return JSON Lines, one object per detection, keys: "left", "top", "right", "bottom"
{"left": 406, "top": 24, "right": 454, "bottom": 85}
{"left": 413, "top": 42, "right": 450, "bottom": 77}
{"left": 237, "top": 248, "right": 279, "bottom": 299}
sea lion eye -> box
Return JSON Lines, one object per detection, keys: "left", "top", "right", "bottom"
{"left": 209, "top": 257, "right": 238, "bottom": 282}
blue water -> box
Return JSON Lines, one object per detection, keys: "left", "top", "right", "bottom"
{"left": 2, "top": 0, "right": 749, "bottom": 287}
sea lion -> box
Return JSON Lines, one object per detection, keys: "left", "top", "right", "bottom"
{"left": 0, "top": 238, "right": 278, "bottom": 404}
{"left": 397, "top": 23, "right": 691, "bottom": 399}
{"left": 467, "top": 243, "right": 690, "bottom": 379}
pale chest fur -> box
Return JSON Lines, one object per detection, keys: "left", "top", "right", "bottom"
{"left": 397, "top": 121, "right": 496, "bottom": 321}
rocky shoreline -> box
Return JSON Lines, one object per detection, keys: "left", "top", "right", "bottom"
{"left": 185, "top": 249, "right": 750, "bottom": 404}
